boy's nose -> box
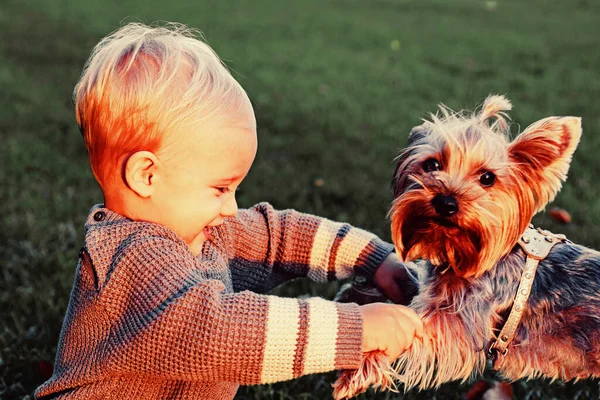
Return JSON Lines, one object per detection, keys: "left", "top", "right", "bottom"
{"left": 431, "top": 195, "right": 459, "bottom": 217}
{"left": 220, "top": 195, "right": 238, "bottom": 217}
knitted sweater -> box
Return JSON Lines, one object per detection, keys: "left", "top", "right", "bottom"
{"left": 35, "top": 202, "right": 394, "bottom": 399}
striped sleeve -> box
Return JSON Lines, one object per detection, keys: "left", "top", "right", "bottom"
{"left": 225, "top": 202, "right": 394, "bottom": 292}
{"left": 260, "top": 297, "right": 362, "bottom": 382}
{"left": 99, "top": 238, "right": 363, "bottom": 384}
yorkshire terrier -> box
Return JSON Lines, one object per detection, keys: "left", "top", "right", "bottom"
{"left": 333, "top": 95, "right": 600, "bottom": 399}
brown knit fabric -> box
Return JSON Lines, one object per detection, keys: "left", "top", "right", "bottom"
{"left": 35, "top": 202, "right": 394, "bottom": 399}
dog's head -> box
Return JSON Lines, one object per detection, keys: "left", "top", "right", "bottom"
{"left": 390, "top": 95, "right": 582, "bottom": 278}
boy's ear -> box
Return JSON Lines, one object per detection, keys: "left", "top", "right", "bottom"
{"left": 124, "top": 151, "right": 159, "bottom": 198}
{"left": 508, "top": 116, "right": 582, "bottom": 211}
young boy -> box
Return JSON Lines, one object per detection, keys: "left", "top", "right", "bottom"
{"left": 35, "top": 22, "right": 423, "bottom": 399}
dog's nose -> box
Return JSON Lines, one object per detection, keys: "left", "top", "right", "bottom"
{"left": 431, "top": 195, "right": 459, "bottom": 217}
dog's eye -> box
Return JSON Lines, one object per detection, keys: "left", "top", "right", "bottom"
{"left": 480, "top": 171, "right": 496, "bottom": 187}
{"left": 422, "top": 158, "right": 441, "bottom": 173}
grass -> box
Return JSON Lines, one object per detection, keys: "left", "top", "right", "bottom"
{"left": 1, "top": 0, "right": 600, "bottom": 398}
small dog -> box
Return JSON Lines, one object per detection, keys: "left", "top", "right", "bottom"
{"left": 333, "top": 95, "right": 600, "bottom": 399}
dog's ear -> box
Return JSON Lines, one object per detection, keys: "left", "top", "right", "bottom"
{"left": 391, "top": 124, "right": 431, "bottom": 198}
{"left": 407, "top": 124, "right": 431, "bottom": 146}
{"left": 508, "top": 116, "right": 582, "bottom": 211}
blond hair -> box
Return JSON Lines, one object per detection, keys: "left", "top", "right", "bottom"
{"left": 74, "top": 22, "right": 248, "bottom": 191}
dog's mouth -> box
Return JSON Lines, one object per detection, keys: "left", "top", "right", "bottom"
{"left": 431, "top": 217, "right": 458, "bottom": 228}
{"left": 399, "top": 215, "right": 483, "bottom": 275}
{"left": 402, "top": 216, "right": 459, "bottom": 239}
{"left": 400, "top": 216, "right": 455, "bottom": 250}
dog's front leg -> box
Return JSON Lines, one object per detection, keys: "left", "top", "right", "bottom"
{"left": 394, "top": 309, "right": 490, "bottom": 390}
{"left": 332, "top": 308, "right": 488, "bottom": 398}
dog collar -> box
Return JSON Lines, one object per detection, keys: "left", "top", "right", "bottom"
{"left": 488, "top": 224, "right": 569, "bottom": 359}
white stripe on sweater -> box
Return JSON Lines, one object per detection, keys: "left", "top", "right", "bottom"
{"left": 302, "top": 297, "right": 339, "bottom": 375}
{"left": 334, "top": 228, "right": 373, "bottom": 279}
{"left": 308, "top": 220, "right": 344, "bottom": 281}
{"left": 261, "top": 296, "right": 300, "bottom": 383}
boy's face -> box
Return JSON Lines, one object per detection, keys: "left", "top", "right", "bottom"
{"left": 151, "top": 99, "right": 257, "bottom": 246}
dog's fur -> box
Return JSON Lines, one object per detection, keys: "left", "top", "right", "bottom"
{"left": 332, "top": 95, "right": 600, "bottom": 399}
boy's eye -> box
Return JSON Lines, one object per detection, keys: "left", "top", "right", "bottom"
{"left": 479, "top": 171, "right": 496, "bottom": 187}
{"left": 215, "top": 187, "right": 232, "bottom": 194}
{"left": 422, "top": 158, "right": 441, "bottom": 173}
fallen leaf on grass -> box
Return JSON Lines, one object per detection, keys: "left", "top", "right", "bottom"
{"left": 548, "top": 207, "right": 571, "bottom": 224}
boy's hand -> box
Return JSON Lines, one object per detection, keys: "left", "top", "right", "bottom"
{"left": 360, "top": 303, "right": 424, "bottom": 361}
{"left": 372, "top": 252, "right": 418, "bottom": 305}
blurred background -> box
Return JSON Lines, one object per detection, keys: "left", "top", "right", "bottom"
{"left": 1, "top": 0, "right": 599, "bottom": 398}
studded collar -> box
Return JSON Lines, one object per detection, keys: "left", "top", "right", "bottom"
{"left": 488, "top": 225, "right": 570, "bottom": 361}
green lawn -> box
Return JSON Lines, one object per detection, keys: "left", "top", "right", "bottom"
{"left": 1, "top": 0, "right": 600, "bottom": 398}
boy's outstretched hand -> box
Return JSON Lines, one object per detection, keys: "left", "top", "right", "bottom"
{"left": 360, "top": 303, "right": 424, "bottom": 361}
{"left": 372, "top": 252, "right": 419, "bottom": 305}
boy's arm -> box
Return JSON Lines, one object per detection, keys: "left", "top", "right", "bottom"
{"left": 99, "top": 237, "right": 363, "bottom": 384}
{"left": 221, "top": 202, "right": 394, "bottom": 293}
